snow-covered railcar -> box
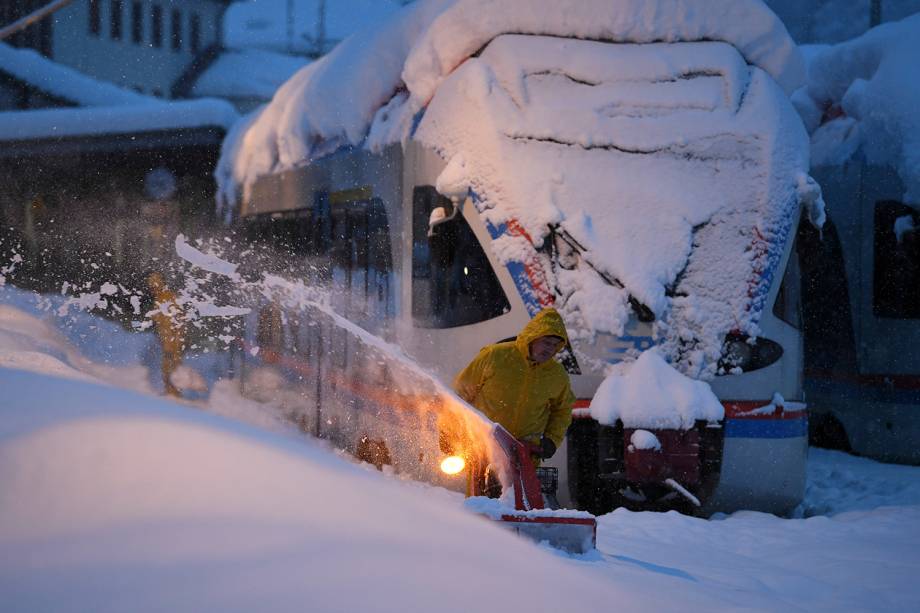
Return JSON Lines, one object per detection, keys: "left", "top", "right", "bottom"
{"left": 801, "top": 161, "right": 920, "bottom": 464}
{"left": 790, "top": 16, "right": 920, "bottom": 465}
{"left": 220, "top": 0, "right": 821, "bottom": 515}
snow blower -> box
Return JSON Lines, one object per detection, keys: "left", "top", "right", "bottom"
{"left": 472, "top": 424, "right": 597, "bottom": 554}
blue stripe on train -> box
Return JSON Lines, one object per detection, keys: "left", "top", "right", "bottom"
{"left": 725, "top": 417, "right": 807, "bottom": 439}
{"left": 485, "top": 219, "right": 544, "bottom": 317}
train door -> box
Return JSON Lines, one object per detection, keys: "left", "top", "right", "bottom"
{"left": 410, "top": 186, "right": 512, "bottom": 330}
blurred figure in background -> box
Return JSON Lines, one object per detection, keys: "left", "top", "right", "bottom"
{"left": 147, "top": 272, "right": 186, "bottom": 397}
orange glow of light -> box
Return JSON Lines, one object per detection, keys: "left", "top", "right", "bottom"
{"left": 440, "top": 455, "right": 466, "bottom": 475}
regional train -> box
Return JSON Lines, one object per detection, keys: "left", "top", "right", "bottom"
{"left": 802, "top": 160, "right": 920, "bottom": 464}
{"left": 225, "top": 24, "right": 812, "bottom": 515}
{"left": 233, "top": 163, "right": 807, "bottom": 518}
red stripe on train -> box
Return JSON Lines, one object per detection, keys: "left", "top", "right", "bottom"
{"left": 572, "top": 399, "right": 806, "bottom": 420}
{"left": 805, "top": 368, "right": 920, "bottom": 391}
{"left": 499, "top": 515, "right": 597, "bottom": 526}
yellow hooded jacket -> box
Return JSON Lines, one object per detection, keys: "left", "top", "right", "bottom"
{"left": 453, "top": 308, "right": 576, "bottom": 448}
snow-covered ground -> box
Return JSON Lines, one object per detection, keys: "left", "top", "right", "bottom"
{"left": 1, "top": 284, "right": 920, "bottom": 611}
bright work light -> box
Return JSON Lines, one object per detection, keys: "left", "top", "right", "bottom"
{"left": 440, "top": 455, "right": 466, "bottom": 475}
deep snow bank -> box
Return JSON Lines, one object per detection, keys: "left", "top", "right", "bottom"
{"left": 0, "top": 367, "right": 633, "bottom": 613}
{"left": 3, "top": 370, "right": 920, "bottom": 611}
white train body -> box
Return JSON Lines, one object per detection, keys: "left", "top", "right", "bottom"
{"left": 226, "top": 0, "right": 816, "bottom": 515}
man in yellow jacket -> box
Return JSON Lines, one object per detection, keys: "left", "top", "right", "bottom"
{"left": 453, "top": 308, "right": 576, "bottom": 463}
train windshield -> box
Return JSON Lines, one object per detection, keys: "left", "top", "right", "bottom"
{"left": 411, "top": 186, "right": 510, "bottom": 328}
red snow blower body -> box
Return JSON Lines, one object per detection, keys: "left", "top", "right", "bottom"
{"left": 482, "top": 424, "right": 597, "bottom": 554}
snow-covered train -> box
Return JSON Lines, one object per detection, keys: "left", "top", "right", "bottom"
{"left": 220, "top": 0, "right": 821, "bottom": 515}
{"left": 802, "top": 160, "right": 920, "bottom": 464}
{"left": 790, "top": 17, "right": 920, "bottom": 465}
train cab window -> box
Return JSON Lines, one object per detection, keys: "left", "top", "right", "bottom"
{"left": 773, "top": 237, "right": 802, "bottom": 329}
{"left": 412, "top": 186, "right": 510, "bottom": 328}
{"left": 873, "top": 201, "right": 920, "bottom": 319}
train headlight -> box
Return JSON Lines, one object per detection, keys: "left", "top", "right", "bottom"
{"left": 724, "top": 338, "right": 754, "bottom": 370}
{"left": 440, "top": 455, "right": 466, "bottom": 475}
{"left": 718, "top": 334, "right": 784, "bottom": 374}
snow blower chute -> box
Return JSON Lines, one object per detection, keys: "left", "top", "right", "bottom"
{"left": 477, "top": 424, "right": 597, "bottom": 554}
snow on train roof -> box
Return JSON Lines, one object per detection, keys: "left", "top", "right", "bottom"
{"left": 218, "top": 0, "right": 812, "bottom": 377}
{"left": 793, "top": 13, "right": 920, "bottom": 203}
{"left": 219, "top": 0, "right": 803, "bottom": 204}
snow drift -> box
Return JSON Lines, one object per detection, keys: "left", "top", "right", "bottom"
{"left": 2, "top": 352, "right": 920, "bottom": 611}
{"left": 0, "top": 368, "right": 627, "bottom": 613}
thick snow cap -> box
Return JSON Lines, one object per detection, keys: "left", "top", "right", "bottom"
{"left": 590, "top": 350, "right": 723, "bottom": 429}
{"left": 404, "top": 0, "right": 804, "bottom": 105}
{"left": 219, "top": 0, "right": 810, "bottom": 378}
{"left": 220, "top": 0, "right": 803, "bottom": 204}
{"left": 793, "top": 13, "right": 920, "bottom": 203}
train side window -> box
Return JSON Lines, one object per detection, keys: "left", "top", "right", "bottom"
{"left": 349, "top": 205, "right": 369, "bottom": 316}
{"left": 329, "top": 198, "right": 393, "bottom": 326}
{"left": 367, "top": 201, "right": 394, "bottom": 320}
{"left": 330, "top": 208, "right": 352, "bottom": 312}
{"left": 412, "top": 186, "right": 510, "bottom": 328}
{"left": 773, "top": 237, "right": 802, "bottom": 329}
{"left": 873, "top": 201, "right": 920, "bottom": 319}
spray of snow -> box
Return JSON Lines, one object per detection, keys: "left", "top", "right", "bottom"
{"left": 175, "top": 234, "right": 241, "bottom": 280}
{"left": 0, "top": 252, "right": 22, "bottom": 287}
{"left": 0, "top": 230, "right": 505, "bottom": 492}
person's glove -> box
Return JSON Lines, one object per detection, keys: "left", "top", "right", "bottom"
{"left": 540, "top": 436, "right": 557, "bottom": 460}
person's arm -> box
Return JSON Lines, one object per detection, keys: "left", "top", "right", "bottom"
{"left": 453, "top": 346, "right": 493, "bottom": 404}
{"left": 543, "top": 376, "right": 575, "bottom": 448}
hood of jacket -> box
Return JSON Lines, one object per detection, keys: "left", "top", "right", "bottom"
{"left": 514, "top": 308, "right": 570, "bottom": 361}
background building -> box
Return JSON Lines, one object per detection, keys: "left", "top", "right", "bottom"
{"left": 2, "top": 0, "right": 230, "bottom": 98}
{"left": 765, "top": 0, "right": 920, "bottom": 44}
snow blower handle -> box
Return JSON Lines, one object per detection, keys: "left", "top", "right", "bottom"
{"left": 488, "top": 425, "right": 598, "bottom": 554}
{"left": 491, "top": 425, "right": 545, "bottom": 512}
